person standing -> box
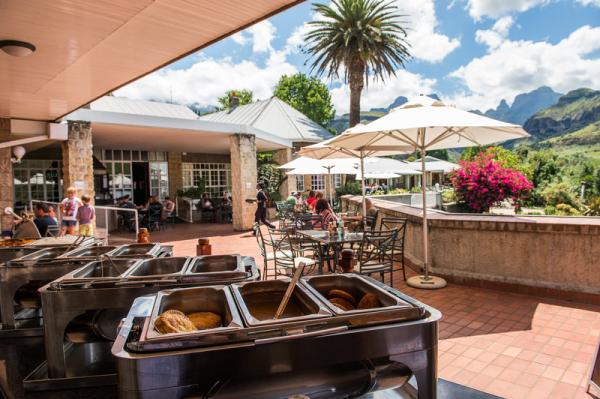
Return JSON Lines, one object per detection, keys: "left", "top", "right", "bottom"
{"left": 253, "top": 183, "right": 275, "bottom": 235}
{"left": 59, "top": 187, "right": 82, "bottom": 236}
{"left": 76, "top": 195, "right": 95, "bottom": 236}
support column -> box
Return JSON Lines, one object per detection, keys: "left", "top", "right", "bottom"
{"left": 304, "top": 175, "right": 312, "bottom": 192}
{"left": 61, "top": 121, "right": 95, "bottom": 202}
{"left": 272, "top": 148, "right": 295, "bottom": 198}
{"left": 0, "top": 118, "right": 13, "bottom": 232}
{"left": 230, "top": 134, "right": 257, "bottom": 231}
{"left": 167, "top": 152, "right": 183, "bottom": 198}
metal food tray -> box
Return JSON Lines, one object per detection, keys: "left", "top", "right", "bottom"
{"left": 127, "top": 285, "right": 245, "bottom": 352}
{"left": 57, "top": 245, "right": 118, "bottom": 259}
{"left": 119, "top": 257, "right": 191, "bottom": 280}
{"left": 24, "top": 236, "right": 98, "bottom": 247}
{"left": 180, "top": 254, "right": 249, "bottom": 282}
{"left": 105, "top": 243, "right": 165, "bottom": 258}
{"left": 301, "top": 274, "right": 425, "bottom": 326}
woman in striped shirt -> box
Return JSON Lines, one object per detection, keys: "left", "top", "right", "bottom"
{"left": 315, "top": 198, "right": 338, "bottom": 228}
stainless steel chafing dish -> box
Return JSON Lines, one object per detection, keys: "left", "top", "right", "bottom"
{"left": 106, "top": 243, "right": 169, "bottom": 258}
{"left": 25, "top": 254, "right": 260, "bottom": 392}
{"left": 113, "top": 275, "right": 441, "bottom": 399}
{"left": 0, "top": 238, "right": 103, "bottom": 338}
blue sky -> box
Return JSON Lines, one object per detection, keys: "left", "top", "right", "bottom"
{"left": 116, "top": 0, "right": 600, "bottom": 114}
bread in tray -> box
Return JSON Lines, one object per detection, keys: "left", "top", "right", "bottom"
{"left": 187, "top": 312, "right": 222, "bottom": 330}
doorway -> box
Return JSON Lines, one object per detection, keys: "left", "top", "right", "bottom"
{"left": 132, "top": 163, "right": 149, "bottom": 206}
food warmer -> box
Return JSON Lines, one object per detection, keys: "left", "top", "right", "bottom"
{"left": 0, "top": 237, "right": 106, "bottom": 337}
{"left": 24, "top": 254, "right": 259, "bottom": 391}
{"left": 113, "top": 274, "right": 441, "bottom": 398}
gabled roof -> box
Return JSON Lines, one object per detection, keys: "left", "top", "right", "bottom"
{"left": 198, "top": 97, "right": 332, "bottom": 143}
{"left": 90, "top": 96, "right": 198, "bottom": 120}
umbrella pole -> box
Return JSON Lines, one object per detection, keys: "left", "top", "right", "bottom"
{"left": 406, "top": 146, "right": 447, "bottom": 289}
{"left": 360, "top": 152, "right": 367, "bottom": 216}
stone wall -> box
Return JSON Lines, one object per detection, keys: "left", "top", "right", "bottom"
{"left": 272, "top": 148, "right": 295, "bottom": 198}
{"left": 167, "top": 152, "right": 182, "bottom": 198}
{"left": 61, "top": 121, "right": 95, "bottom": 202}
{"left": 342, "top": 195, "right": 600, "bottom": 302}
{"left": 0, "top": 118, "right": 13, "bottom": 231}
{"left": 229, "top": 134, "right": 257, "bottom": 231}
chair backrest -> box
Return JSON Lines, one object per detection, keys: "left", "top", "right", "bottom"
{"left": 294, "top": 214, "right": 323, "bottom": 230}
{"left": 255, "top": 226, "right": 268, "bottom": 257}
{"left": 267, "top": 227, "right": 296, "bottom": 270}
{"left": 45, "top": 224, "right": 60, "bottom": 237}
{"left": 380, "top": 217, "right": 407, "bottom": 248}
{"left": 357, "top": 229, "right": 398, "bottom": 269}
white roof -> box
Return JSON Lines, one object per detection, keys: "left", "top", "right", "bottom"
{"left": 90, "top": 96, "right": 198, "bottom": 120}
{"left": 199, "top": 97, "right": 332, "bottom": 143}
{"left": 407, "top": 156, "right": 459, "bottom": 173}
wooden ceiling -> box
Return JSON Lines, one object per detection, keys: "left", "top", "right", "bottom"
{"left": 0, "top": 0, "right": 302, "bottom": 121}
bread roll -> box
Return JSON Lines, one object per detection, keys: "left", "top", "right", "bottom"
{"left": 357, "top": 293, "right": 380, "bottom": 309}
{"left": 330, "top": 297, "right": 355, "bottom": 311}
{"left": 327, "top": 289, "right": 356, "bottom": 305}
{"left": 154, "top": 310, "right": 196, "bottom": 334}
{"left": 187, "top": 312, "right": 222, "bottom": 330}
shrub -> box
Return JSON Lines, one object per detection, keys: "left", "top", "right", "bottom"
{"left": 442, "top": 189, "right": 457, "bottom": 203}
{"left": 586, "top": 197, "right": 600, "bottom": 215}
{"left": 336, "top": 181, "right": 362, "bottom": 196}
{"left": 544, "top": 205, "right": 556, "bottom": 215}
{"left": 450, "top": 153, "right": 533, "bottom": 213}
{"left": 540, "top": 182, "right": 580, "bottom": 208}
{"left": 555, "top": 203, "right": 581, "bottom": 216}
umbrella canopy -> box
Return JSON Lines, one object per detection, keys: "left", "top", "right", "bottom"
{"left": 323, "top": 96, "right": 529, "bottom": 290}
{"left": 281, "top": 157, "right": 357, "bottom": 175}
{"left": 298, "top": 132, "right": 414, "bottom": 215}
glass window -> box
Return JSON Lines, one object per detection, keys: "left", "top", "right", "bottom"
{"left": 182, "top": 162, "right": 232, "bottom": 197}
{"left": 150, "top": 162, "right": 169, "bottom": 200}
{"left": 311, "top": 175, "right": 325, "bottom": 191}
{"left": 296, "top": 176, "right": 305, "bottom": 192}
{"left": 12, "top": 160, "right": 63, "bottom": 209}
{"left": 334, "top": 174, "right": 342, "bottom": 188}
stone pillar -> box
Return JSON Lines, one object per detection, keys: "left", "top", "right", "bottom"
{"left": 304, "top": 175, "right": 312, "bottom": 192}
{"left": 272, "top": 148, "right": 295, "bottom": 198}
{"left": 0, "top": 118, "right": 13, "bottom": 232}
{"left": 230, "top": 134, "right": 257, "bottom": 231}
{"left": 61, "top": 121, "right": 95, "bottom": 202}
{"left": 167, "top": 152, "right": 183, "bottom": 198}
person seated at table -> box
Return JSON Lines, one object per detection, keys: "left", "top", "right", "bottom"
{"left": 163, "top": 197, "right": 175, "bottom": 219}
{"left": 221, "top": 191, "right": 232, "bottom": 207}
{"left": 286, "top": 191, "right": 299, "bottom": 206}
{"left": 315, "top": 198, "right": 338, "bottom": 228}
{"left": 306, "top": 191, "right": 317, "bottom": 211}
{"left": 343, "top": 198, "right": 378, "bottom": 229}
{"left": 201, "top": 193, "right": 213, "bottom": 210}
{"left": 33, "top": 203, "right": 58, "bottom": 237}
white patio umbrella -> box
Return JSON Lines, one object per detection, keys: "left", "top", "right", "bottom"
{"left": 298, "top": 129, "right": 413, "bottom": 216}
{"left": 283, "top": 158, "right": 357, "bottom": 200}
{"left": 325, "top": 96, "right": 530, "bottom": 289}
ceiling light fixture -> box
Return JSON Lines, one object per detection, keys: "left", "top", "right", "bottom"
{"left": 0, "top": 40, "right": 36, "bottom": 57}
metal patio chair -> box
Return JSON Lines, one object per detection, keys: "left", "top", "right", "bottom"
{"left": 380, "top": 217, "right": 408, "bottom": 281}
{"left": 356, "top": 229, "right": 398, "bottom": 287}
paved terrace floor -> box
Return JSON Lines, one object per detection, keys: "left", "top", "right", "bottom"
{"left": 128, "top": 222, "right": 600, "bottom": 399}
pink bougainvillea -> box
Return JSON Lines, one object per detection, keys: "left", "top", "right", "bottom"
{"left": 450, "top": 153, "right": 533, "bottom": 213}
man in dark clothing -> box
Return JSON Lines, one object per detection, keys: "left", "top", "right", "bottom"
{"left": 33, "top": 203, "right": 58, "bottom": 236}
{"left": 252, "top": 183, "right": 275, "bottom": 234}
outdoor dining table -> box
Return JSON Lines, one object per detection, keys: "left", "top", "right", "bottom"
{"left": 296, "top": 229, "right": 363, "bottom": 274}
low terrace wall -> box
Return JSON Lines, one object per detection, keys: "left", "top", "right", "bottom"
{"left": 342, "top": 195, "right": 600, "bottom": 303}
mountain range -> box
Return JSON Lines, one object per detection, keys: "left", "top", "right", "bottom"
{"left": 327, "top": 86, "right": 600, "bottom": 162}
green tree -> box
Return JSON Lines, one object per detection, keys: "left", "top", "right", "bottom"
{"left": 217, "top": 89, "right": 253, "bottom": 110}
{"left": 304, "top": 0, "right": 410, "bottom": 127}
{"left": 274, "top": 73, "right": 336, "bottom": 128}
{"left": 426, "top": 149, "right": 449, "bottom": 160}
{"left": 527, "top": 150, "right": 560, "bottom": 187}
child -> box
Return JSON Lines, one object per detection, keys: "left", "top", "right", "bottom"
{"left": 76, "top": 194, "right": 95, "bottom": 236}
{"left": 59, "top": 187, "right": 82, "bottom": 235}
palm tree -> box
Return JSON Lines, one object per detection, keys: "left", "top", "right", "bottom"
{"left": 304, "top": 0, "right": 410, "bottom": 128}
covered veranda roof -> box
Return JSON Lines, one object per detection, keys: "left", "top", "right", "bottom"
{"left": 65, "top": 106, "right": 292, "bottom": 153}
{"left": 0, "top": 0, "right": 303, "bottom": 122}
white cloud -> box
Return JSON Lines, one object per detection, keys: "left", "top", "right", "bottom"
{"left": 577, "top": 0, "right": 600, "bottom": 6}
{"left": 394, "top": 0, "right": 461, "bottom": 63}
{"left": 467, "top": 0, "right": 549, "bottom": 20}
{"left": 115, "top": 55, "right": 296, "bottom": 108}
{"left": 285, "top": 23, "right": 312, "bottom": 54}
{"left": 475, "top": 16, "right": 514, "bottom": 49}
{"left": 229, "top": 32, "right": 247, "bottom": 46}
{"left": 247, "top": 20, "right": 276, "bottom": 53}
{"left": 449, "top": 25, "right": 600, "bottom": 111}
{"left": 330, "top": 70, "right": 437, "bottom": 114}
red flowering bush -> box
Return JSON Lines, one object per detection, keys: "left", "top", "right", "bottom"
{"left": 450, "top": 153, "right": 533, "bottom": 213}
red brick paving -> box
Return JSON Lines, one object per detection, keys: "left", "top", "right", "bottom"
{"left": 131, "top": 222, "right": 600, "bottom": 399}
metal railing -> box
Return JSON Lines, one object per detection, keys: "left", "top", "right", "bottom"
{"left": 29, "top": 200, "right": 139, "bottom": 241}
